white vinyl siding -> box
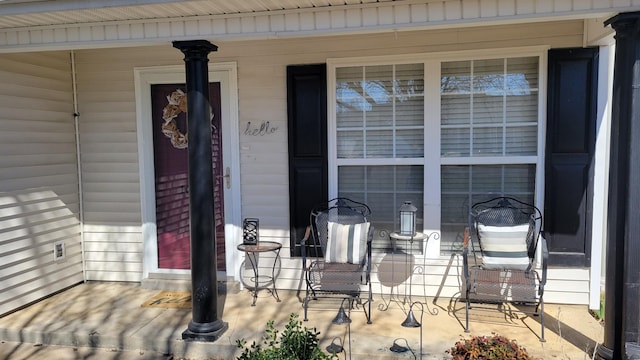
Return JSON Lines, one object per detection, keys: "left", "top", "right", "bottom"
{"left": 0, "top": 51, "right": 83, "bottom": 316}
{"left": 75, "top": 51, "right": 148, "bottom": 282}
{"left": 46, "top": 19, "right": 586, "bottom": 303}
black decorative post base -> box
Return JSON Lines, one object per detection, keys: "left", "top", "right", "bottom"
{"left": 182, "top": 319, "right": 229, "bottom": 342}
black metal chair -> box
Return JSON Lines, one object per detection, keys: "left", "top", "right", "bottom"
{"left": 462, "top": 196, "right": 548, "bottom": 341}
{"left": 301, "top": 198, "right": 374, "bottom": 324}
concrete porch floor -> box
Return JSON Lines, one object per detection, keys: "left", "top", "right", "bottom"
{"left": 0, "top": 281, "right": 603, "bottom": 359}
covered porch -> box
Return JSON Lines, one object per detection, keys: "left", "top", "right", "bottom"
{"left": 0, "top": 281, "right": 602, "bottom": 359}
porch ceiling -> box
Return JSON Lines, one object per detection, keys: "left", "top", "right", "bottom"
{"left": 0, "top": 0, "right": 627, "bottom": 52}
{"left": 0, "top": 0, "right": 391, "bottom": 29}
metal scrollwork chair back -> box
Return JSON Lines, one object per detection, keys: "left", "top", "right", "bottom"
{"left": 463, "top": 196, "right": 548, "bottom": 341}
{"left": 301, "top": 197, "right": 374, "bottom": 324}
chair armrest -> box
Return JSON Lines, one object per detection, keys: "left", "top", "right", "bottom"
{"left": 462, "top": 227, "right": 470, "bottom": 277}
{"left": 365, "top": 225, "right": 374, "bottom": 276}
{"left": 301, "top": 226, "right": 311, "bottom": 245}
{"left": 301, "top": 226, "right": 311, "bottom": 268}
{"left": 539, "top": 231, "right": 549, "bottom": 285}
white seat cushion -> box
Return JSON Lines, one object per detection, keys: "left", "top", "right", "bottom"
{"left": 325, "top": 221, "right": 370, "bottom": 264}
{"left": 477, "top": 223, "right": 530, "bottom": 270}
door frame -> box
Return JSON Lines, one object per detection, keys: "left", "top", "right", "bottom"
{"left": 134, "top": 63, "right": 241, "bottom": 280}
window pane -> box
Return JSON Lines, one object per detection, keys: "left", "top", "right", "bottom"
{"left": 442, "top": 95, "right": 471, "bottom": 126}
{"left": 396, "top": 63, "right": 424, "bottom": 96}
{"left": 442, "top": 128, "right": 470, "bottom": 157}
{"left": 365, "top": 65, "right": 393, "bottom": 102}
{"left": 338, "top": 165, "right": 424, "bottom": 251}
{"left": 473, "top": 94, "right": 503, "bottom": 124}
{"left": 507, "top": 57, "right": 538, "bottom": 90}
{"left": 396, "top": 96, "right": 424, "bottom": 126}
{"left": 364, "top": 66, "right": 394, "bottom": 127}
{"left": 337, "top": 130, "right": 363, "bottom": 158}
{"left": 366, "top": 130, "right": 393, "bottom": 157}
{"left": 506, "top": 125, "right": 537, "bottom": 155}
{"left": 474, "top": 59, "right": 504, "bottom": 94}
{"left": 338, "top": 166, "right": 365, "bottom": 191}
{"left": 441, "top": 166, "right": 469, "bottom": 193}
{"left": 368, "top": 100, "right": 393, "bottom": 127}
{"left": 396, "top": 129, "right": 424, "bottom": 157}
{"left": 473, "top": 127, "right": 502, "bottom": 156}
{"left": 441, "top": 61, "right": 470, "bottom": 94}
{"left": 506, "top": 93, "right": 538, "bottom": 123}
{"left": 337, "top": 67, "right": 365, "bottom": 127}
{"left": 440, "top": 164, "right": 536, "bottom": 255}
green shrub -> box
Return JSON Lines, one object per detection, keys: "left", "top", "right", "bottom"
{"left": 447, "top": 333, "right": 532, "bottom": 360}
{"left": 236, "top": 313, "right": 334, "bottom": 360}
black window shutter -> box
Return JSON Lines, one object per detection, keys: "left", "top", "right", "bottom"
{"left": 545, "top": 47, "right": 599, "bottom": 267}
{"left": 287, "top": 64, "right": 328, "bottom": 257}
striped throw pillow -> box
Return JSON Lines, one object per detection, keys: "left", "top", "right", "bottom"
{"left": 477, "top": 223, "right": 530, "bottom": 270}
{"left": 325, "top": 221, "right": 370, "bottom": 264}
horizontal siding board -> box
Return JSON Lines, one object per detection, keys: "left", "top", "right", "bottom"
{"left": 83, "top": 209, "right": 141, "bottom": 221}
{"left": 0, "top": 133, "right": 75, "bottom": 144}
{"left": 0, "top": 154, "right": 78, "bottom": 168}
{"left": 85, "top": 261, "right": 142, "bottom": 273}
{"left": 2, "top": 118, "right": 74, "bottom": 132}
{"left": 1, "top": 245, "right": 82, "bottom": 278}
{"left": 0, "top": 84, "right": 71, "bottom": 102}
{"left": 1, "top": 176, "right": 78, "bottom": 193}
{"left": 0, "top": 143, "right": 75, "bottom": 155}
{"left": 81, "top": 181, "right": 139, "bottom": 191}
{"left": 0, "top": 191, "right": 78, "bottom": 207}
{"left": 83, "top": 240, "right": 142, "bottom": 253}
{"left": 82, "top": 201, "right": 140, "bottom": 213}
{"left": 83, "top": 251, "right": 141, "bottom": 262}
{"left": 2, "top": 239, "right": 81, "bottom": 266}
{"left": 83, "top": 271, "right": 141, "bottom": 282}
{"left": 1, "top": 164, "right": 78, "bottom": 180}
{"left": 80, "top": 142, "right": 139, "bottom": 153}
{"left": 82, "top": 192, "right": 141, "bottom": 203}
{"left": 0, "top": 94, "right": 72, "bottom": 113}
{"left": 83, "top": 224, "right": 140, "bottom": 233}
{"left": 0, "top": 203, "right": 79, "bottom": 225}
{"left": 3, "top": 107, "right": 73, "bottom": 122}
{"left": 0, "top": 222, "right": 80, "bottom": 252}
{"left": 1, "top": 254, "right": 83, "bottom": 292}
{"left": 0, "top": 185, "right": 78, "bottom": 206}
{"left": 0, "top": 60, "right": 71, "bottom": 82}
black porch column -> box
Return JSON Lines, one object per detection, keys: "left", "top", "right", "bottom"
{"left": 598, "top": 12, "right": 640, "bottom": 360}
{"left": 173, "top": 40, "right": 228, "bottom": 342}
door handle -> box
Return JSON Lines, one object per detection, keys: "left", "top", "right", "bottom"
{"left": 217, "top": 167, "right": 231, "bottom": 189}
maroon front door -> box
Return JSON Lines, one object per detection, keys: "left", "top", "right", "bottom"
{"left": 151, "top": 83, "right": 226, "bottom": 270}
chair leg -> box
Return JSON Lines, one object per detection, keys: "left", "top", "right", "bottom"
{"left": 366, "top": 283, "right": 373, "bottom": 324}
{"left": 303, "top": 286, "right": 311, "bottom": 321}
{"left": 465, "top": 292, "right": 471, "bottom": 333}
{"left": 539, "top": 297, "right": 546, "bottom": 342}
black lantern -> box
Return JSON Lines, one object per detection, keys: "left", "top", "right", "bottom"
{"left": 242, "top": 218, "right": 259, "bottom": 245}
{"left": 399, "top": 201, "right": 417, "bottom": 236}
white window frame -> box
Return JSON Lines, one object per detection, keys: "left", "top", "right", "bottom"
{"left": 327, "top": 46, "right": 548, "bottom": 259}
